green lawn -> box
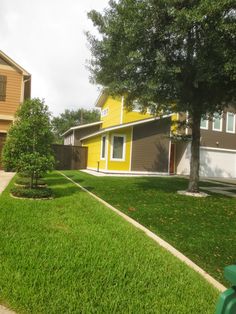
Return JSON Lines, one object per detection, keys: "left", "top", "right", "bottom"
{"left": 62, "top": 170, "right": 236, "bottom": 286}
{"left": 0, "top": 172, "right": 218, "bottom": 313}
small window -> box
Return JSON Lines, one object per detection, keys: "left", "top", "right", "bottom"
{"left": 101, "top": 108, "right": 108, "bottom": 117}
{"left": 226, "top": 112, "right": 235, "bottom": 133}
{"left": 200, "top": 117, "right": 208, "bottom": 130}
{"left": 212, "top": 113, "right": 222, "bottom": 132}
{"left": 0, "top": 75, "right": 7, "bottom": 101}
{"left": 111, "top": 135, "right": 125, "bottom": 160}
{"left": 132, "top": 100, "right": 141, "bottom": 112}
{"left": 101, "top": 135, "right": 106, "bottom": 159}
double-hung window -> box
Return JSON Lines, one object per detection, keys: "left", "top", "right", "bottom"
{"left": 200, "top": 117, "right": 208, "bottom": 130}
{"left": 101, "top": 135, "right": 106, "bottom": 159}
{"left": 226, "top": 112, "right": 235, "bottom": 133}
{"left": 111, "top": 134, "right": 125, "bottom": 160}
{"left": 212, "top": 112, "right": 222, "bottom": 132}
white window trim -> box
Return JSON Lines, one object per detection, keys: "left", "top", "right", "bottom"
{"left": 212, "top": 113, "right": 223, "bottom": 132}
{"left": 226, "top": 112, "right": 235, "bottom": 134}
{"left": 100, "top": 135, "right": 107, "bottom": 160}
{"left": 200, "top": 117, "right": 209, "bottom": 130}
{"left": 110, "top": 133, "right": 126, "bottom": 161}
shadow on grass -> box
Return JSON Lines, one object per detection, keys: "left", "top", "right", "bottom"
{"left": 134, "top": 177, "right": 189, "bottom": 193}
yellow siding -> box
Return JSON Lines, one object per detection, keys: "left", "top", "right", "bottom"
{"left": 107, "top": 127, "right": 132, "bottom": 172}
{"left": 0, "top": 67, "right": 22, "bottom": 117}
{"left": 101, "top": 96, "right": 122, "bottom": 128}
{"left": 82, "top": 135, "right": 106, "bottom": 170}
{"left": 171, "top": 113, "right": 178, "bottom": 134}
{"left": 123, "top": 109, "right": 152, "bottom": 124}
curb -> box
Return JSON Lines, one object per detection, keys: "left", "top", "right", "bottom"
{"left": 59, "top": 171, "right": 226, "bottom": 292}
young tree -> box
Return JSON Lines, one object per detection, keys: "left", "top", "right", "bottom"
{"left": 87, "top": 0, "right": 236, "bottom": 192}
{"left": 2, "top": 98, "right": 55, "bottom": 188}
{"left": 51, "top": 108, "right": 100, "bottom": 143}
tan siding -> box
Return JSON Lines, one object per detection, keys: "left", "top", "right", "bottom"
{"left": 0, "top": 68, "right": 22, "bottom": 116}
{"left": 0, "top": 120, "right": 12, "bottom": 132}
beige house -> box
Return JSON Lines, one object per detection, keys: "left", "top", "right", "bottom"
{"left": 0, "top": 50, "right": 31, "bottom": 168}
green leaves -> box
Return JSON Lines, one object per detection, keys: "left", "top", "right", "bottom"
{"left": 87, "top": 0, "right": 236, "bottom": 113}
{"left": 2, "top": 98, "right": 55, "bottom": 185}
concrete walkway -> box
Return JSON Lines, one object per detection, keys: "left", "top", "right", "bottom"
{"left": 0, "top": 171, "right": 15, "bottom": 194}
{"left": 0, "top": 305, "right": 15, "bottom": 314}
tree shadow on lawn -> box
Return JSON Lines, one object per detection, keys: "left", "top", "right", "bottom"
{"left": 45, "top": 176, "right": 84, "bottom": 198}
{"left": 134, "top": 177, "right": 189, "bottom": 194}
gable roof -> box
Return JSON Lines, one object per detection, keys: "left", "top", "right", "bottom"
{"left": 80, "top": 114, "right": 173, "bottom": 141}
{"left": 62, "top": 121, "right": 103, "bottom": 137}
{"left": 0, "top": 50, "right": 31, "bottom": 76}
{"left": 95, "top": 89, "right": 109, "bottom": 108}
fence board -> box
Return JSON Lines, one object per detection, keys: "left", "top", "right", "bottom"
{"left": 52, "top": 144, "right": 88, "bottom": 170}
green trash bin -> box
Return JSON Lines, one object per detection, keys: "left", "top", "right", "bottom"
{"left": 215, "top": 265, "right": 236, "bottom": 314}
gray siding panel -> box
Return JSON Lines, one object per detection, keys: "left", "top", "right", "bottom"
{"left": 131, "top": 119, "right": 171, "bottom": 172}
{"left": 74, "top": 124, "right": 101, "bottom": 146}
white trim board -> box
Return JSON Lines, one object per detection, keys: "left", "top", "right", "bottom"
{"left": 59, "top": 171, "right": 226, "bottom": 292}
{"left": 80, "top": 114, "right": 173, "bottom": 141}
{"left": 201, "top": 146, "right": 236, "bottom": 153}
{"left": 85, "top": 168, "right": 169, "bottom": 176}
{"left": 62, "top": 121, "right": 103, "bottom": 137}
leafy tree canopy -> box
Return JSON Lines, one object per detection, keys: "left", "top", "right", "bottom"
{"left": 2, "top": 98, "right": 55, "bottom": 188}
{"left": 87, "top": 0, "right": 236, "bottom": 192}
{"left": 51, "top": 108, "right": 100, "bottom": 143}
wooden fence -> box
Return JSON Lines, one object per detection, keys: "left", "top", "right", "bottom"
{"left": 52, "top": 144, "right": 88, "bottom": 170}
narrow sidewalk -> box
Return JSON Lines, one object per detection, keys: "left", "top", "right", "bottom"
{"left": 0, "top": 171, "right": 15, "bottom": 194}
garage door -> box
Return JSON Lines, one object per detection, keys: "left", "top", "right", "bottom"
{"left": 176, "top": 143, "right": 236, "bottom": 178}
{"left": 200, "top": 147, "right": 236, "bottom": 178}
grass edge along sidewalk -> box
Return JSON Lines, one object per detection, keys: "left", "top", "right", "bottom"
{"left": 59, "top": 171, "right": 225, "bottom": 292}
{"left": 1, "top": 172, "right": 219, "bottom": 313}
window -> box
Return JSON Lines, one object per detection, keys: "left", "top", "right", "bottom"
{"left": 101, "top": 135, "right": 106, "bottom": 159}
{"left": 200, "top": 117, "right": 208, "bottom": 129}
{"left": 226, "top": 112, "right": 235, "bottom": 133}
{"left": 212, "top": 112, "right": 222, "bottom": 131}
{"left": 101, "top": 108, "right": 108, "bottom": 117}
{"left": 0, "top": 75, "right": 7, "bottom": 101}
{"left": 132, "top": 100, "right": 141, "bottom": 112}
{"left": 111, "top": 135, "right": 125, "bottom": 160}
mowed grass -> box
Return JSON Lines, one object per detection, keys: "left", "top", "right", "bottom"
{"left": 63, "top": 170, "right": 236, "bottom": 286}
{"left": 0, "top": 172, "right": 218, "bottom": 313}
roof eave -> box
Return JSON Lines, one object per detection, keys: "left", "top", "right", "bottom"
{"left": 80, "top": 114, "right": 173, "bottom": 141}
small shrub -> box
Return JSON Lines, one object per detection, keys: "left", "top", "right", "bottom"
{"left": 11, "top": 186, "right": 53, "bottom": 199}
{"left": 15, "top": 176, "right": 46, "bottom": 187}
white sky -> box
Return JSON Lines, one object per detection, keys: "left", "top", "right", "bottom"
{"left": 0, "top": 0, "right": 109, "bottom": 116}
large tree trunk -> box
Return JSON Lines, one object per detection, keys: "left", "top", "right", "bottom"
{"left": 188, "top": 113, "right": 201, "bottom": 193}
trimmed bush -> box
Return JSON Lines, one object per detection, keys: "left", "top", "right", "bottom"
{"left": 11, "top": 186, "right": 53, "bottom": 199}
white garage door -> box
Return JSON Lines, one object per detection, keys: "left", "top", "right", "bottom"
{"left": 176, "top": 143, "right": 236, "bottom": 178}
{"left": 200, "top": 147, "right": 236, "bottom": 178}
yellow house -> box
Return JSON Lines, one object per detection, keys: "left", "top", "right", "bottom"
{"left": 63, "top": 91, "right": 173, "bottom": 174}
{"left": 0, "top": 50, "right": 31, "bottom": 168}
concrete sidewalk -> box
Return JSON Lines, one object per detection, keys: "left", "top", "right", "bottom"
{"left": 0, "top": 305, "right": 15, "bottom": 314}
{"left": 0, "top": 171, "right": 15, "bottom": 194}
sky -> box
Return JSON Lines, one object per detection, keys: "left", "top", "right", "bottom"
{"left": 0, "top": 0, "right": 109, "bottom": 117}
